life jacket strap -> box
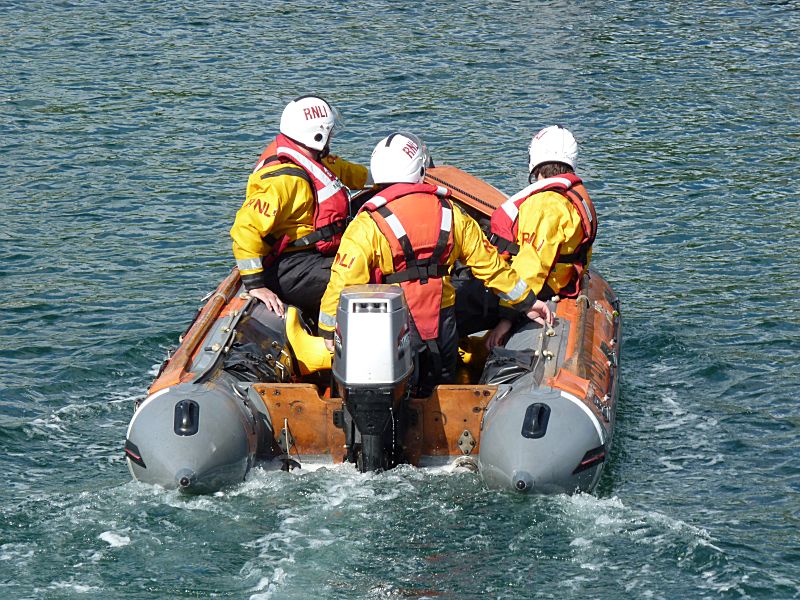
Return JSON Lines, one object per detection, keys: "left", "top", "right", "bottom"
{"left": 254, "top": 154, "right": 280, "bottom": 172}
{"left": 288, "top": 219, "right": 347, "bottom": 248}
{"left": 383, "top": 263, "right": 450, "bottom": 284}
{"left": 375, "top": 197, "right": 452, "bottom": 285}
{"left": 429, "top": 197, "right": 452, "bottom": 270}
{"left": 488, "top": 232, "right": 520, "bottom": 256}
{"left": 259, "top": 164, "right": 312, "bottom": 186}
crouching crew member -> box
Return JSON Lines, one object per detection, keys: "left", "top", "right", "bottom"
{"left": 318, "top": 132, "right": 552, "bottom": 396}
{"left": 230, "top": 95, "right": 369, "bottom": 319}
{"left": 486, "top": 125, "right": 597, "bottom": 349}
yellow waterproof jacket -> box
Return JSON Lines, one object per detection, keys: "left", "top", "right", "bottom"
{"left": 230, "top": 154, "right": 368, "bottom": 284}
{"left": 504, "top": 189, "right": 592, "bottom": 302}
{"left": 318, "top": 204, "right": 533, "bottom": 337}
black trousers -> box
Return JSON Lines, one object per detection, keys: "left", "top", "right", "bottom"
{"left": 451, "top": 264, "right": 501, "bottom": 337}
{"left": 452, "top": 264, "right": 556, "bottom": 337}
{"left": 263, "top": 250, "right": 334, "bottom": 323}
{"left": 409, "top": 305, "right": 459, "bottom": 397}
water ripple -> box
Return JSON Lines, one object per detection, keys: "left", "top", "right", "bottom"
{"left": 2, "top": 0, "right": 799, "bottom": 597}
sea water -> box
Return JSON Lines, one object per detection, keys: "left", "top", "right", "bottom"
{"left": 1, "top": 1, "right": 798, "bottom": 598}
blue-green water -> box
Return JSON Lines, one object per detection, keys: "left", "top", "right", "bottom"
{"left": 2, "top": 1, "right": 799, "bottom": 598}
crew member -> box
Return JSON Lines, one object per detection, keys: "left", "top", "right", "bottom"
{"left": 231, "top": 95, "right": 369, "bottom": 319}
{"left": 318, "top": 132, "right": 552, "bottom": 396}
{"left": 486, "top": 125, "right": 597, "bottom": 348}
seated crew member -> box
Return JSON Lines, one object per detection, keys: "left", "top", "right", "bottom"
{"left": 318, "top": 132, "right": 552, "bottom": 396}
{"left": 230, "top": 95, "right": 369, "bottom": 319}
{"left": 486, "top": 125, "right": 597, "bottom": 349}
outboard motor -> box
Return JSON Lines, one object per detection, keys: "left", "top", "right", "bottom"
{"left": 332, "top": 285, "right": 413, "bottom": 472}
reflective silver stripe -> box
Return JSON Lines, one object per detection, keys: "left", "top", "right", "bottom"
{"left": 581, "top": 198, "right": 593, "bottom": 224}
{"left": 545, "top": 176, "right": 572, "bottom": 189}
{"left": 500, "top": 199, "right": 519, "bottom": 221}
{"left": 366, "top": 195, "right": 388, "bottom": 210}
{"left": 526, "top": 176, "right": 571, "bottom": 194}
{"left": 506, "top": 176, "right": 573, "bottom": 206}
{"left": 317, "top": 179, "right": 344, "bottom": 202}
{"left": 277, "top": 146, "right": 330, "bottom": 182}
{"left": 236, "top": 257, "right": 263, "bottom": 272}
{"left": 506, "top": 184, "right": 534, "bottom": 204}
{"left": 441, "top": 206, "right": 453, "bottom": 232}
{"left": 276, "top": 146, "right": 343, "bottom": 202}
{"left": 561, "top": 390, "right": 605, "bottom": 443}
{"left": 384, "top": 213, "right": 407, "bottom": 239}
{"left": 498, "top": 279, "right": 528, "bottom": 302}
{"left": 319, "top": 311, "right": 337, "bottom": 328}
{"left": 435, "top": 185, "right": 448, "bottom": 196}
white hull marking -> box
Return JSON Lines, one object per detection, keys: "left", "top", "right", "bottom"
{"left": 126, "top": 387, "right": 171, "bottom": 438}
{"left": 560, "top": 390, "right": 605, "bottom": 445}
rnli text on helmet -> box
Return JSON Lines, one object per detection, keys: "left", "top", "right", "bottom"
{"left": 402, "top": 139, "right": 419, "bottom": 158}
{"left": 304, "top": 105, "right": 329, "bottom": 120}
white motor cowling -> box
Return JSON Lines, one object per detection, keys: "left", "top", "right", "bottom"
{"left": 332, "top": 285, "right": 413, "bottom": 472}
{"left": 332, "top": 285, "right": 412, "bottom": 387}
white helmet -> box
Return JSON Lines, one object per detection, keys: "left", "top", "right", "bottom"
{"left": 528, "top": 125, "right": 578, "bottom": 174}
{"left": 279, "top": 95, "right": 338, "bottom": 151}
{"left": 370, "top": 132, "right": 429, "bottom": 184}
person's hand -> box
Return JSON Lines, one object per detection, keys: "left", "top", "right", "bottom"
{"left": 248, "top": 287, "right": 285, "bottom": 318}
{"left": 526, "top": 300, "right": 553, "bottom": 326}
{"left": 486, "top": 319, "right": 513, "bottom": 350}
{"left": 324, "top": 338, "right": 334, "bottom": 352}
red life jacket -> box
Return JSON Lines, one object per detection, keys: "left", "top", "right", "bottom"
{"left": 359, "top": 183, "right": 455, "bottom": 341}
{"left": 253, "top": 134, "right": 349, "bottom": 256}
{"left": 488, "top": 173, "right": 597, "bottom": 297}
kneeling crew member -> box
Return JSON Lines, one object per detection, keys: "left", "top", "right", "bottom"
{"left": 486, "top": 125, "right": 597, "bottom": 349}
{"left": 318, "top": 132, "right": 552, "bottom": 396}
{"left": 230, "top": 95, "right": 369, "bottom": 319}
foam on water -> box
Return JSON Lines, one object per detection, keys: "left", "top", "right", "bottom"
{"left": 2, "top": 0, "right": 799, "bottom": 597}
{"left": 98, "top": 531, "right": 131, "bottom": 548}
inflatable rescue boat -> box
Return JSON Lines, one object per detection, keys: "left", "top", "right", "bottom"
{"left": 125, "top": 167, "right": 621, "bottom": 495}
